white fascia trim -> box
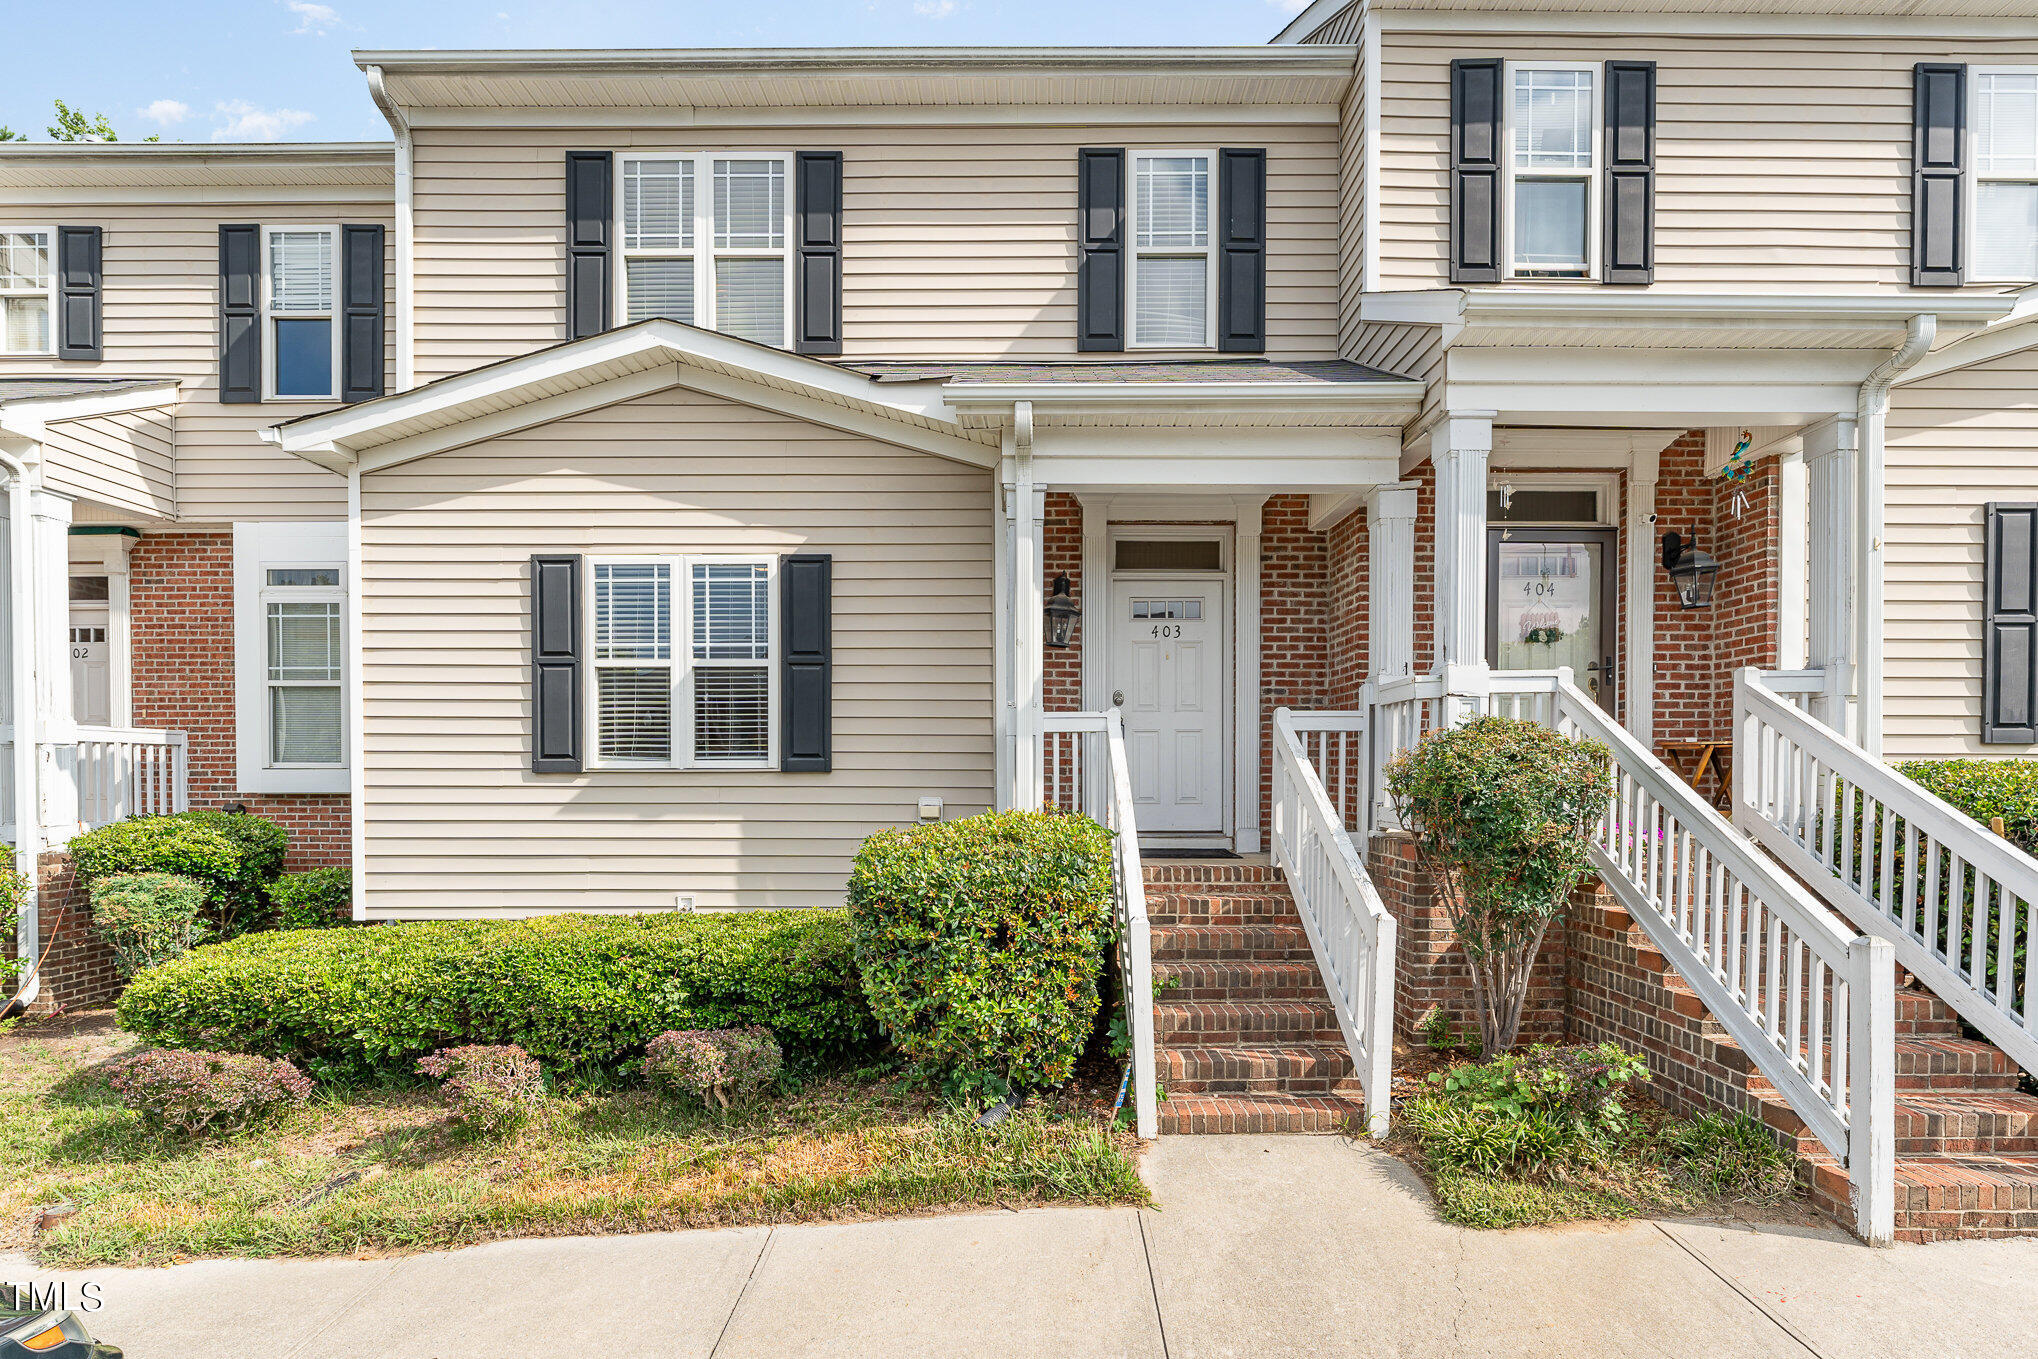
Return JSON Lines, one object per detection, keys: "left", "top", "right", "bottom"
{"left": 401, "top": 104, "right": 1344, "bottom": 131}
{"left": 264, "top": 320, "right": 991, "bottom": 466}
{"left": 1360, "top": 289, "right": 1468, "bottom": 326}
{"left": 941, "top": 379, "right": 1426, "bottom": 415}
{"left": 354, "top": 46, "right": 1359, "bottom": 75}
{"left": 1455, "top": 291, "right": 2018, "bottom": 327}
{"left": 1371, "top": 8, "right": 2038, "bottom": 39}
{"left": 1271, "top": 0, "right": 1357, "bottom": 44}
{"left": 1897, "top": 306, "right": 2038, "bottom": 385}
{"left": 0, "top": 382, "right": 182, "bottom": 438}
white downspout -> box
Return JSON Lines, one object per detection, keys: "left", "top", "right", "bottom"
{"left": 1854, "top": 313, "right": 1934, "bottom": 760}
{"left": 0, "top": 449, "right": 39, "bottom": 1010}
{"left": 364, "top": 65, "right": 415, "bottom": 393}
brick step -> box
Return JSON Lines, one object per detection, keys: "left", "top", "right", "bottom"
{"left": 1150, "top": 924, "right": 1316, "bottom": 963}
{"left": 1142, "top": 861, "right": 1285, "bottom": 887}
{"left": 1893, "top": 1093, "right": 2038, "bottom": 1155}
{"left": 1159, "top": 1043, "right": 1357, "bottom": 1095}
{"left": 1708, "top": 1034, "right": 2020, "bottom": 1094}
{"left": 1146, "top": 894, "right": 1303, "bottom": 928}
{"left": 1154, "top": 1000, "right": 1343, "bottom": 1047}
{"left": 1894, "top": 988, "right": 1964, "bottom": 1037}
{"left": 1156, "top": 961, "right": 1330, "bottom": 1002}
{"left": 1801, "top": 1152, "right": 2038, "bottom": 1243}
{"left": 1158, "top": 1092, "right": 1367, "bottom": 1135}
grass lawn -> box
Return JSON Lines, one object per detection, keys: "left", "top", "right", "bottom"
{"left": 0, "top": 1014, "right": 1150, "bottom": 1268}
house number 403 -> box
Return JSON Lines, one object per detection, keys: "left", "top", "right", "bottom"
{"left": 1150, "top": 624, "right": 1182, "bottom": 639}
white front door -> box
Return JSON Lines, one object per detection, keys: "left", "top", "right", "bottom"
{"left": 1109, "top": 578, "right": 1226, "bottom": 836}
{"left": 69, "top": 575, "right": 112, "bottom": 727}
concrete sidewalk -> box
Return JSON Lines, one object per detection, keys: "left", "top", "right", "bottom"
{"left": 7, "top": 1137, "right": 2035, "bottom": 1358}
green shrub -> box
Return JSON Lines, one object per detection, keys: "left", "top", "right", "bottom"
{"left": 271, "top": 867, "right": 352, "bottom": 930}
{"left": 645, "top": 1026, "right": 784, "bottom": 1110}
{"left": 90, "top": 872, "right": 210, "bottom": 976}
{"left": 417, "top": 1043, "right": 544, "bottom": 1136}
{"left": 1402, "top": 1094, "right": 1592, "bottom": 1177}
{"left": 1431, "top": 1041, "right": 1649, "bottom": 1134}
{"left": 1660, "top": 1112, "right": 1795, "bottom": 1204}
{"left": 847, "top": 809, "right": 1114, "bottom": 1099}
{"left": 70, "top": 815, "right": 242, "bottom": 888}
{"left": 116, "top": 909, "right": 874, "bottom": 1081}
{"left": 104, "top": 1049, "right": 312, "bottom": 1137}
{"left": 1899, "top": 759, "right": 2038, "bottom": 853}
{"left": 0, "top": 845, "right": 25, "bottom": 988}
{"left": 181, "top": 810, "right": 289, "bottom": 931}
{"left": 1387, "top": 717, "right": 1613, "bottom": 1054}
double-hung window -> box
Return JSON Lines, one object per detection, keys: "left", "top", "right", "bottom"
{"left": 0, "top": 228, "right": 55, "bottom": 356}
{"left": 618, "top": 153, "right": 793, "bottom": 347}
{"left": 590, "top": 556, "right": 775, "bottom": 768}
{"left": 233, "top": 522, "right": 348, "bottom": 794}
{"left": 1505, "top": 64, "right": 1600, "bottom": 279}
{"left": 263, "top": 226, "right": 339, "bottom": 399}
{"left": 1974, "top": 68, "right": 2038, "bottom": 282}
{"left": 1128, "top": 152, "right": 1215, "bottom": 348}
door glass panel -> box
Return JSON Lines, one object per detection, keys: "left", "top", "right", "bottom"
{"left": 1494, "top": 539, "right": 1605, "bottom": 697}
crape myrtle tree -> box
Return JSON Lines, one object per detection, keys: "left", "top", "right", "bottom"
{"left": 1387, "top": 715, "right": 1614, "bottom": 1056}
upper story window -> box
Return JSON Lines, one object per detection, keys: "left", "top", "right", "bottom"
{"left": 617, "top": 153, "right": 793, "bottom": 348}
{"left": 1505, "top": 63, "right": 1600, "bottom": 280}
{"left": 263, "top": 226, "right": 338, "bottom": 399}
{"left": 1974, "top": 68, "right": 2038, "bottom": 282}
{"left": 0, "top": 229, "right": 55, "bottom": 356}
{"left": 1129, "top": 152, "right": 1216, "bottom": 348}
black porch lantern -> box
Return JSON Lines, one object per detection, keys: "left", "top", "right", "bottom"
{"left": 1661, "top": 531, "right": 1721, "bottom": 610}
{"left": 1045, "top": 573, "right": 1081, "bottom": 649}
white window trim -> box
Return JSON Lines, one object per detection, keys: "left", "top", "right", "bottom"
{"left": 613, "top": 151, "right": 796, "bottom": 348}
{"left": 259, "top": 224, "right": 342, "bottom": 401}
{"left": 1501, "top": 61, "right": 1603, "bottom": 282}
{"left": 1968, "top": 65, "right": 2038, "bottom": 285}
{"left": 583, "top": 552, "right": 780, "bottom": 772}
{"left": 233, "top": 522, "right": 349, "bottom": 794}
{"left": 1126, "top": 148, "right": 1219, "bottom": 351}
{"left": 0, "top": 224, "right": 58, "bottom": 357}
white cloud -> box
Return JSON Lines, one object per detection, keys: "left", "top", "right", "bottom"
{"left": 211, "top": 100, "right": 317, "bottom": 141}
{"left": 285, "top": 1, "right": 341, "bottom": 34}
{"left": 138, "top": 99, "right": 191, "bottom": 126}
{"left": 913, "top": 0, "right": 957, "bottom": 15}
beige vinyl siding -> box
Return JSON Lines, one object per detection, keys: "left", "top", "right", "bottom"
{"left": 358, "top": 382, "right": 994, "bottom": 917}
{"left": 1337, "top": 45, "right": 1367, "bottom": 357}
{"left": 41, "top": 407, "right": 176, "bottom": 518}
{"left": 1377, "top": 29, "right": 2038, "bottom": 292}
{"left": 1884, "top": 345, "right": 2038, "bottom": 760}
{"left": 0, "top": 195, "right": 392, "bottom": 521}
{"left": 1300, "top": 3, "right": 1364, "bottom": 47}
{"left": 410, "top": 121, "right": 1342, "bottom": 380}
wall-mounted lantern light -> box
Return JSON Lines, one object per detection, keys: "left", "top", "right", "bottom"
{"left": 1661, "top": 531, "right": 1721, "bottom": 610}
{"left": 1045, "top": 573, "right": 1081, "bottom": 649}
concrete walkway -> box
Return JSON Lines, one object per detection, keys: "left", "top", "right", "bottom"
{"left": 8, "top": 1137, "right": 2036, "bottom": 1358}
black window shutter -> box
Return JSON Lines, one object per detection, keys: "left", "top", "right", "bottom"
{"left": 55, "top": 226, "right": 102, "bottom": 361}
{"left": 1984, "top": 503, "right": 2038, "bottom": 744}
{"left": 795, "top": 151, "right": 844, "bottom": 355}
{"left": 1450, "top": 58, "right": 1504, "bottom": 284}
{"left": 340, "top": 223, "right": 385, "bottom": 403}
{"left": 1913, "top": 63, "right": 1968, "bottom": 287}
{"left": 1217, "top": 148, "right": 1267, "bottom": 353}
{"left": 1077, "top": 148, "right": 1126, "bottom": 352}
{"left": 218, "top": 224, "right": 262, "bottom": 404}
{"left": 531, "top": 554, "right": 585, "bottom": 773}
{"left": 565, "top": 151, "right": 613, "bottom": 339}
{"left": 781, "top": 553, "right": 832, "bottom": 773}
{"left": 1602, "top": 61, "right": 1656, "bottom": 285}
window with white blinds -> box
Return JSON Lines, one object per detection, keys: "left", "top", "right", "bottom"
{"left": 1975, "top": 69, "right": 2038, "bottom": 281}
{"left": 261, "top": 565, "right": 344, "bottom": 766}
{"left": 1506, "top": 65, "right": 1599, "bottom": 278}
{"left": 588, "top": 556, "right": 775, "bottom": 767}
{"left": 263, "top": 226, "right": 338, "bottom": 398}
{"left": 1129, "top": 153, "right": 1214, "bottom": 348}
{"left": 618, "top": 153, "right": 792, "bottom": 347}
{"left": 0, "top": 229, "right": 54, "bottom": 356}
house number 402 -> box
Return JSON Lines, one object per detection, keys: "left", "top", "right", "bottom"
{"left": 1150, "top": 624, "right": 1182, "bottom": 639}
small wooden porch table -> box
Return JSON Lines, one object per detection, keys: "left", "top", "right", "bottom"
{"left": 1657, "top": 740, "right": 1734, "bottom": 813}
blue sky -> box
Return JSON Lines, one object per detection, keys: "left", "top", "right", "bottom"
{"left": 4, "top": 0, "right": 1308, "bottom": 144}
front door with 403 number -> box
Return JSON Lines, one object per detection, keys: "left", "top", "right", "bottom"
{"left": 1109, "top": 579, "right": 1226, "bottom": 835}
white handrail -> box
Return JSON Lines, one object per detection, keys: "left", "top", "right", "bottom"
{"left": 1041, "top": 711, "right": 1157, "bottom": 1139}
{"left": 41, "top": 726, "right": 190, "bottom": 836}
{"left": 1531, "top": 671, "right": 1895, "bottom": 1244}
{"left": 1737, "top": 668, "right": 2038, "bottom": 1079}
{"left": 1271, "top": 707, "right": 1396, "bottom": 1137}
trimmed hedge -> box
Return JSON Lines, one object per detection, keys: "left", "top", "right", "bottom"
{"left": 847, "top": 809, "right": 1114, "bottom": 1098}
{"left": 70, "top": 816, "right": 241, "bottom": 888}
{"left": 1899, "top": 759, "right": 2038, "bottom": 854}
{"left": 271, "top": 867, "right": 353, "bottom": 930}
{"left": 90, "top": 872, "right": 209, "bottom": 976}
{"left": 116, "top": 910, "right": 875, "bottom": 1081}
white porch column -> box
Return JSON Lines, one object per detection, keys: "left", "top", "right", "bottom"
{"left": 1625, "top": 443, "right": 1660, "bottom": 744}
{"left": 1009, "top": 405, "right": 1045, "bottom": 810}
{"left": 1804, "top": 417, "right": 1858, "bottom": 735}
{"left": 992, "top": 471, "right": 1012, "bottom": 809}
{"left": 1430, "top": 411, "right": 1494, "bottom": 715}
{"left": 1777, "top": 448, "right": 1809, "bottom": 670}
{"left": 29, "top": 490, "right": 76, "bottom": 840}
{"left": 1234, "top": 498, "right": 1264, "bottom": 855}
{"left": 1366, "top": 482, "right": 1418, "bottom": 683}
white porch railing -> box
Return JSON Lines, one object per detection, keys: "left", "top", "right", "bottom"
{"left": 61, "top": 727, "right": 190, "bottom": 830}
{"left": 1272, "top": 708, "right": 1396, "bottom": 1136}
{"left": 1041, "top": 711, "right": 1158, "bottom": 1139}
{"left": 1501, "top": 668, "right": 1897, "bottom": 1243}
{"left": 1737, "top": 668, "right": 2038, "bottom": 1080}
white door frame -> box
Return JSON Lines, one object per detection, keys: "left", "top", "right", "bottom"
{"left": 1076, "top": 495, "right": 1267, "bottom": 852}
{"left": 65, "top": 531, "right": 135, "bottom": 729}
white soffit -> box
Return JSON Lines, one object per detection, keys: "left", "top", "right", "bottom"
{"left": 0, "top": 143, "right": 393, "bottom": 190}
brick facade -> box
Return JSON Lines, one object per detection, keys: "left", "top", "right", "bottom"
{"left": 16, "top": 853, "right": 118, "bottom": 1016}
{"left": 128, "top": 530, "right": 350, "bottom": 868}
